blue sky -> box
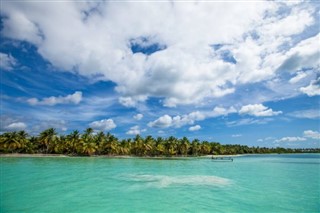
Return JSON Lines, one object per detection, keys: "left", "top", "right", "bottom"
{"left": 0, "top": 1, "right": 319, "bottom": 148}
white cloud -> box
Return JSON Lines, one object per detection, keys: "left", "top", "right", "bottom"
{"left": 0, "top": 52, "right": 17, "bottom": 70}
{"left": 1, "top": 1, "right": 319, "bottom": 115}
{"left": 126, "top": 125, "right": 146, "bottom": 135}
{"left": 211, "top": 106, "right": 237, "bottom": 117}
{"left": 148, "top": 106, "right": 237, "bottom": 129}
{"left": 300, "top": 78, "right": 320, "bottom": 97}
{"left": 148, "top": 110, "right": 207, "bottom": 129}
{"left": 227, "top": 118, "right": 273, "bottom": 127}
{"left": 289, "top": 71, "right": 309, "bottom": 84}
{"left": 259, "top": 8, "right": 314, "bottom": 37}
{"left": 27, "top": 91, "right": 82, "bottom": 106}
{"left": 303, "top": 130, "right": 320, "bottom": 140}
{"left": 275, "top": 137, "right": 306, "bottom": 143}
{"left": 273, "top": 130, "right": 320, "bottom": 144}
{"left": 239, "top": 104, "right": 282, "bottom": 117}
{"left": 189, "top": 125, "right": 201, "bottom": 132}
{"left": 257, "top": 136, "right": 276, "bottom": 142}
{"left": 288, "top": 109, "right": 320, "bottom": 119}
{"left": 232, "top": 134, "right": 242, "bottom": 138}
{"left": 5, "top": 122, "right": 27, "bottom": 131}
{"left": 278, "top": 34, "right": 320, "bottom": 73}
{"left": 211, "top": 87, "right": 235, "bottom": 98}
{"left": 1, "top": 7, "right": 43, "bottom": 45}
{"left": 1, "top": 1, "right": 317, "bottom": 108}
{"left": 148, "top": 114, "right": 172, "bottom": 128}
{"left": 133, "top": 113, "right": 143, "bottom": 120}
{"left": 119, "top": 97, "right": 136, "bottom": 108}
{"left": 118, "top": 95, "right": 147, "bottom": 108}
{"left": 89, "top": 119, "right": 116, "bottom": 131}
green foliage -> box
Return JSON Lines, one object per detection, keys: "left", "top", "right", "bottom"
{"left": 0, "top": 129, "right": 319, "bottom": 156}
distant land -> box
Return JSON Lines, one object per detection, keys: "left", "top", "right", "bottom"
{"left": 1, "top": 128, "right": 319, "bottom": 157}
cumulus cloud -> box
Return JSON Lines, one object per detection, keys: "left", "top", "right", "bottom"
{"left": 0, "top": 52, "right": 17, "bottom": 70}
{"left": 5, "top": 122, "right": 27, "bottom": 131}
{"left": 148, "top": 110, "right": 207, "bottom": 129}
{"left": 300, "top": 78, "right": 320, "bottom": 97}
{"left": 239, "top": 104, "right": 282, "bottom": 117}
{"left": 303, "top": 130, "right": 320, "bottom": 140}
{"left": 27, "top": 91, "right": 82, "bottom": 106}
{"left": 89, "top": 119, "right": 116, "bottom": 131}
{"left": 211, "top": 106, "right": 237, "bottom": 117}
{"left": 133, "top": 113, "right": 143, "bottom": 120}
{"left": 274, "top": 137, "right": 306, "bottom": 143}
{"left": 148, "top": 114, "right": 172, "bottom": 128}
{"left": 126, "top": 125, "right": 146, "bottom": 135}
{"left": 189, "top": 125, "right": 201, "bottom": 132}
{"left": 147, "top": 105, "right": 250, "bottom": 129}
{"left": 1, "top": 2, "right": 317, "bottom": 107}
{"left": 148, "top": 106, "right": 238, "bottom": 129}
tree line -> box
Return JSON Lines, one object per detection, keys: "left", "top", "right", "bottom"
{"left": 1, "top": 128, "right": 319, "bottom": 156}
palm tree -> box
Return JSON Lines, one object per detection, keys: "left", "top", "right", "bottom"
{"left": 95, "top": 131, "right": 105, "bottom": 151}
{"left": 200, "top": 141, "right": 211, "bottom": 155}
{"left": 81, "top": 141, "right": 97, "bottom": 156}
{"left": 23, "top": 136, "right": 38, "bottom": 154}
{"left": 165, "top": 136, "right": 177, "bottom": 156}
{"left": 118, "top": 139, "right": 131, "bottom": 155}
{"left": 144, "top": 135, "right": 154, "bottom": 156}
{"left": 132, "top": 134, "right": 144, "bottom": 156}
{"left": 179, "top": 137, "right": 190, "bottom": 156}
{"left": 66, "top": 130, "right": 81, "bottom": 155}
{"left": 191, "top": 139, "right": 200, "bottom": 156}
{"left": 107, "top": 134, "right": 119, "bottom": 155}
{"left": 154, "top": 137, "right": 165, "bottom": 156}
{"left": 2, "top": 129, "right": 307, "bottom": 156}
{"left": 52, "top": 135, "right": 66, "bottom": 154}
{"left": 38, "top": 128, "right": 57, "bottom": 154}
{"left": 0, "top": 132, "right": 22, "bottom": 153}
{"left": 17, "top": 131, "right": 32, "bottom": 153}
{"left": 82, "top": 128, "right": 94, "bottom": 142}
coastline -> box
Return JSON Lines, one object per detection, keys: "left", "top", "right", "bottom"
{"left": 0, "top": 153, "right": 243, "bottom": 158}
{"left": 0, "top": 153, "right": 69, "bottom": 158}
{"left": 2, "top": 153, "right": 316, "bottom": 159}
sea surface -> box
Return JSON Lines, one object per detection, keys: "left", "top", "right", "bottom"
{"left": 1, "top": 154, "right": 319, "bottom": 212}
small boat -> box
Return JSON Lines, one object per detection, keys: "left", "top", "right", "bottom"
{"left": 211, "top": 156, "right": 233, "bottom": 162}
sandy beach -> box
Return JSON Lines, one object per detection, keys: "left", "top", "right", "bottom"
{"left": 0, "top": 153, "right": 243, "bottom": 158}
{"left": 0, "top": 153, "right": 69, "bottom": 158}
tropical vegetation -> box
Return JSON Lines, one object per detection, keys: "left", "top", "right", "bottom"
{"left": 1, "top": 128, "right": 319, "bottom": 156}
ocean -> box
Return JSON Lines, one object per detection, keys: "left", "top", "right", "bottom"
{"left": 1, "top": 154, "right": 319, "bottom": 212}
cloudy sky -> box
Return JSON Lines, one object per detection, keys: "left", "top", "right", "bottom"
{"left": 1, "top": 0, "right": 319, "bottom": 148}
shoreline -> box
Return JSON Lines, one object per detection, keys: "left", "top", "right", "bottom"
{"left": 1, "top": 153, "right": 317, "bottom": 159}
{"left": 0, "top": 153, "right": 243, "bottom": 158}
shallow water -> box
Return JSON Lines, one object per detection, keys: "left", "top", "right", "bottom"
{"left": 1, "top": 154, "right": 319, "bottom": 212}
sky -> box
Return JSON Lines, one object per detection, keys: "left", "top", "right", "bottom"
{"left": 0, "top": 0, "right": 319, "bottom": 148}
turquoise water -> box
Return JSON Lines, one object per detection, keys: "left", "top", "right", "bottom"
{"left": 1, "top": 154, "right": 319, "bottom": 212}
